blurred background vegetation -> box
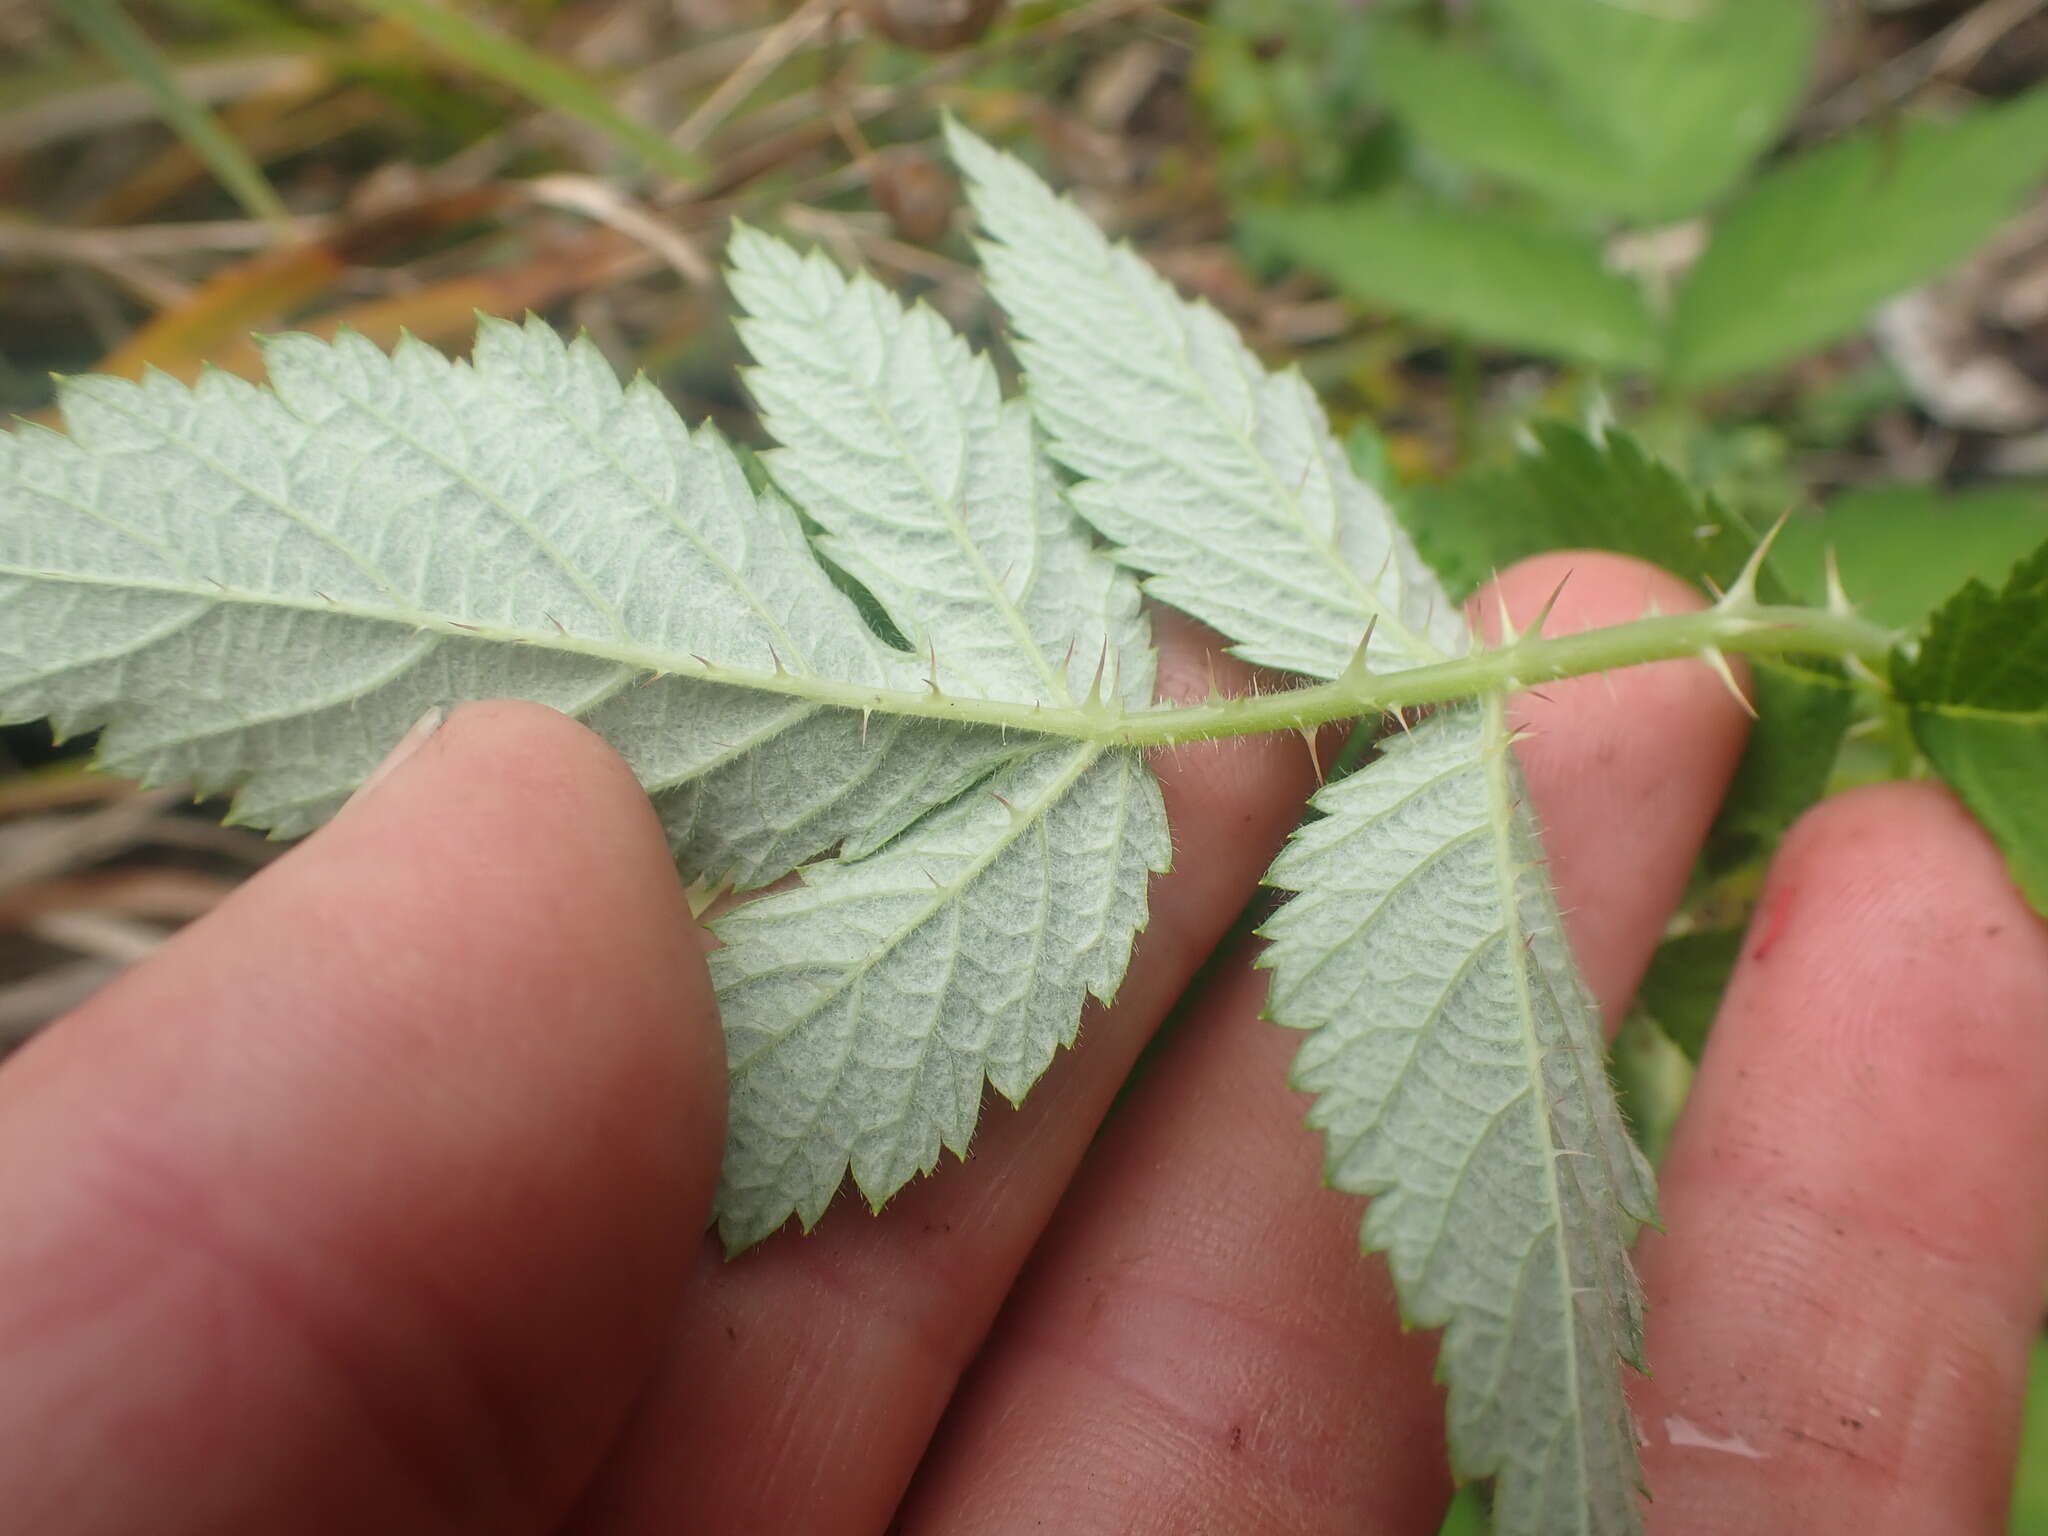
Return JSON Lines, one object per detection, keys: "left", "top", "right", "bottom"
{"left": 3, "top": 1, "right": 2047, "bottom": 1526}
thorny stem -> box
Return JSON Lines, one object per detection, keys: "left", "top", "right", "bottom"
{"left": 1103, "top": 603, "right": 1897, "bottom": 748}
{"left": 31, "top": 560, "right": 1885, "bottom": 748}
{"left": 603, "top": 597, "right": 1889, "bottom": 747}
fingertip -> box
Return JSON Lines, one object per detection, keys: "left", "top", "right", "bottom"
{"left": 1768, "top": 777, "right": 2038, "bottom": 930}
{"left": 1637, "top": 780, "right": 2048, "bottom": 1528}
{"left": 372, "top": 696, "right": 731, "bottom": 1184}
{"left": 1468, "top": 549, "right": 1716, "bottom": 638}
{"left": 0, "top": 702, "right": 725, "bottom": 1532}
{"left": 1741, "top": 779, "right": 2048, "bottom": 1071}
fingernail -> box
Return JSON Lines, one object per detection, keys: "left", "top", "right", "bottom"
{"left": 346, "top": 705, "right": 449, "bottom": 808}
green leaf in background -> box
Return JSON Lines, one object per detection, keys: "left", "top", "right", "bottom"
{"left": 1483, "top": 0, "right": 1818, "bottom": 222}
{"left": 1199, "top": 0, "right": 1385, "bottom": 199}
{"left": 1241, "top": 200, "right": 1658, "bottom": 372}
{"left": 1609, "top": 1006, "right": 1694, "bottom": 1169}
{"left": 2015, "top": 1335, "right": 2048, "bottom": 1534}
{"left": 1772, "top": 483, "right": 2048, "bottom": 630}
{"left": 1668, "top": 91, "right": 2048, "bottom": 388}
{"left": 1705, "top": 657, "right": 1854, "bottom": 871}
{"left": 1894, "top": 540, "right": 2048, "bottom": 914}
{"left": 1634, "top": 928, "right": 1745, "bottom": 1065}
{"left": 1367, "top": 25, "right": 1622, "bottom": 216}
{"left": 1389, "top": 421, "right": 1857, "bottom": 870}
{"left": 1437, "top": 1487, "right": 1490, "bottom": 1536}
{"left": 1369, "top": 0, "right": 1816, "bottom": 225}
{"left": 1396, "top": 422, "right": 1750, "bottom": 600}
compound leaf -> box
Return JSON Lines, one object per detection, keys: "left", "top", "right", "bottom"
{"left": 1893, "top": 540, "right": 2048, "bottom": 913}
{"left": 1482, "top": 0, "right": 1817, "bottom": 222}
{"left": 952, "top": 123, "right": 1653, "bottom": 1535}
{"left": 713, "top": 228, "right": 1167, "bottom": 1245}
{"left": 0, "top": 289, "right": 1167, "bottom": 1247}
{"left": 1239, "top": 198, "right": 1658, "bottom": 372}
{"left": 1369, "top": 0, "right": 1815, "bottom": 225}
{"left": 1669, "top": 90, "right": 2048, "bottom": 388}
{"left": 947, "top": 116, "right": 1465, "bottom": 682}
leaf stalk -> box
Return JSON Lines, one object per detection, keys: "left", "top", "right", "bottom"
{"left": 1105, "top": 602, "right": 1897, "bottom": 747}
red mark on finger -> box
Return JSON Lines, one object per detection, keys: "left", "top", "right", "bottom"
{"left": 1748, "top": 880, "right": 1796, "bottom": 963}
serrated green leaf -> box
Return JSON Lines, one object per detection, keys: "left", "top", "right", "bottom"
{"left": 947, "top": 117, "right": 1466, "bottom": 681}
{"left": 1389, "top": 420, "right": 1855, "bottom": 872}
{"left": 1705, "top": 656, "right": 1854, "bottom": 872}
{"left": 1366, "top": 24, "right": 1624, "bottom": 215}
{"left": 1397, "top": 422, "right": 1750, "bottom": 601}
{"left": 951, "top": 122, "right": 1653, "bottom": 1534}
{"left": 1483, "top": 0, "right": 1816, "bottom": 221}
{"left": 1239, "top": 197, "right": 1658, "bottom": 372}
{"left": 1894, "top": 540, "right": 2048, "bottom": 913}
{"left": 1772, "top": 483, "right": 2048, "bottom": 630}
{"left": 1261, "top": 702, "right": 1654, "bottom": 1535}
{"left": 1669, "top": 92, "right": 2048, "bottom": 388}
{"left": 1634, "top": 928, "right": 1744, "bottom": 1064}
{"left": 1368, "top": 0, "right": 1814, "bottom": 224}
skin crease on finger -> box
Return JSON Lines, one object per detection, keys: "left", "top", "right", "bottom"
{"left": 0, "top": 703, "right": 727, "bottom": 1536}
{"left": 563, "top": 607, "right": 1331, "bottom": 1536}
{"left": 1632, "top": 782, "right": 2048, "bottom": 1534}
{"left": 894, "top": 553, "right": 1756, "bottom": 1535}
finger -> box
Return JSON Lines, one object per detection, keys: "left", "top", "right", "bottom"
{"left": 568, "top": 610, "right": 1328, "bottom": 1534}
{"left": 1634, "top": 783, "right": 2048, "bottom": 1532}
{"left": 0, "top": 702, "right": 725, "bottom": 1536}
{"left": 897, "top": 552, "right": 1755, "bottom": 1534}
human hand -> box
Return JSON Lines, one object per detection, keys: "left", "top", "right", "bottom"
{"left": 2, "top": 553, "right": 2042, "bottom": 1534}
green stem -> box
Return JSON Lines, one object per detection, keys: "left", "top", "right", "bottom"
{"left": 1102, "top": 603, "right": 1897, "bottom": 749}
{"left": 15, "top": 564, "right": 1898, "bottom": 749}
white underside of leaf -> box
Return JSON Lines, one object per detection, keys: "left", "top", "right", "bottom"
{"left": 731, "top": 228, "right": 1154, "bottom": 710}
{"left": 1, "top": 281, "right": 1167, "bottom": 1247}
{"left": 0, "top": 321, "right": 955, "bottom": 850}
{"left": 1260, "top": 701, "right": 1653, "bottom": 1535}
{"left": 947, "top": 117, "right": 1466, "bottom": 681}
{"left": 711, "top": 740, "right": 1167, "bottom": 1250}
{"left": 6, "top": 127, "right": 1664, "bottom": 1531}
{"left": 950, "top": 121, "right": 1654, "bottom": 1535}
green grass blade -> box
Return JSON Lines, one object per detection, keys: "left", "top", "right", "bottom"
{"left": 348, "top": 0, "right": 703, "bottom": 181}
{"left": 64, "top": 0, "right": 289, "bottom": 228}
